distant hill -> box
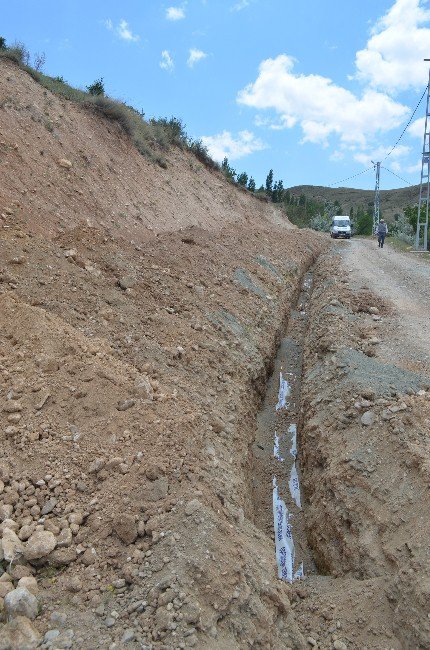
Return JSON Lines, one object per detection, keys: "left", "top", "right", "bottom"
{"left": 287, "top": 184, "right": 421, "bottom": 222}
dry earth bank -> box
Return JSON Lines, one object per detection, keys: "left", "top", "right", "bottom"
{"left": 298, "top": 244, "right": 430, "bottom": 649}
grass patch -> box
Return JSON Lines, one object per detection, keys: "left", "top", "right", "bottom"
{"left": 389, "top": 236, "right": 430, "bottom": 260}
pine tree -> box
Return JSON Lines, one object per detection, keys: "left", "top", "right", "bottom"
{"left": 265, "top": 169, "right": 274, "bottom": 195}
{"left": 247, "top": 177, "right": 256, "bottom": 192}
{"left": 236, "top": 172, "right": 248, "bottom": 187}
{"left": 221, "top": 157, "right": 236, "bottom": 182}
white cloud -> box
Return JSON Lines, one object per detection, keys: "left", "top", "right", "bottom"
{"left": 353, "top": 143, "right": 411, "bottom": 166}
{"left": 406, "top": 160, "right": 423, "bottom": 172}
{"left": 237, "top": 54, "right": 409, "bottom": 148}
{"left": 200, "top": 130, "right": 266, "bottom": 161}
{"left": 187, "top": 48, "right": 207, "bottom": 67}
{"left": 166, "top": 6, "right": 185, "bottom": 20}
{"left": 104, "top": 18, "right": 139, "bottom": 42}
{"left": 231, "top": 0, "right": 250, "bottom": 11}
{"left": 118, "top": 19, "right": 140, "bottom": 42}
{"left": 352, "top": 143, "right": 411, "bottom": 168}
{"left": 408, "top": 116, "right": 426, "bottom": 138}
{"left": 160, "top": 50, "right": 174, "bottom": 72}
{"left": 355, "top": 0, "right": 430, "bottom": 93}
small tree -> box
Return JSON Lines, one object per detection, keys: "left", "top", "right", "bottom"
{"left": 33, "top": 51, "right": 46, "bottom": 71}
{"left": 265, "top": 169, "right": 274, "bottom": 195}
{"left": 272, "top": 179, "right": 284, "bottom": 203}
{"left": 221, "top": 157, "right": 236, "bottom": 182}
{"left": 86, "top": 78, "right": 105, "bottom": 96}
{"left": 354, "top": 206, "right": 373, "bottom": 235}
{"left": 247, "top": 177, "right": 256, "bottom": 192}
{"left": 0, "top": 37, "right": 6, "bottom": 50}
{"left": 236, "top": 171, "right": 248, "bottom": 187}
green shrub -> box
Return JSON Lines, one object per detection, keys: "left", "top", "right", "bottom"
{"left": 188, "top": 139, "right": 219, "bottom": 170}
{"left": 91, "top": 96, "right": 136, "bottom": 134}
{"left": 86, "top": 78, "right": 105, "bottom": 96}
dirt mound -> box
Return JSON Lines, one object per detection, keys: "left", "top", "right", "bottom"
{"left": 0, "top": 56, "right": 334, "bottom": 649}
{"left": 0, "top": 58, "right": 287, "bottom": 244}
{"left": 300, "top": 249, "right": 430, "bottom": 649}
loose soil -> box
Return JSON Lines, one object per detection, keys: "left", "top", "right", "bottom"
{"left": 1, "top": 58, "right": 430, "bottom": 650}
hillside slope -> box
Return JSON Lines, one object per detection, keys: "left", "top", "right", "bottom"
{"left": 0, "top": 58, "right": 329, "bottom": 649}
{"left": 288, "top": 183, "right": 420, "bottom": 221}
{"left": 0, "top": 58, "right": 285, "bottom": 241}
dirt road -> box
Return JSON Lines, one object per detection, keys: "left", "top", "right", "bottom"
{"left": 297, "top": 239, "right": 430, "bottom": 650}
{"left": 338, "top": 238, "right": 430, "bottom": 374}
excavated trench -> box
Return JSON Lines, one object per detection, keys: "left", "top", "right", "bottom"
{"left": 250, "top": 270, "right": 317, "bottom": 581}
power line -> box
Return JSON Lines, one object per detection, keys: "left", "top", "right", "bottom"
{"left": 329, "top": 165, "right": 374, "bottom": 187}
{"left": 328, "top": 84, "right": 428, "bottom": 188}
{"left": 382, "top": 84, "right": 428, "bottom": 161}
{"left": 380, "top": 165, "right": 413, "bottom": 186}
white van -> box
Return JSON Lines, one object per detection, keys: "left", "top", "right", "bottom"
{"left": 330, "top": 216, "right": 351, "bottom": 239}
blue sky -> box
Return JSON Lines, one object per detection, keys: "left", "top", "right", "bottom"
{"left": 2, "top": 0, "right": 430, "bottom": 190}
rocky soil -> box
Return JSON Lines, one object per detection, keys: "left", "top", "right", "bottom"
{"left": 1, "top": 57, "right": 430, "bottom": 650}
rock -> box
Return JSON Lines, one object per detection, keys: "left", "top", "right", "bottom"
{"left": 47, "top": 548, "right": 77, "bottom": 566}
{"left": 81, "top": 547, "right": 97, "bottom": 565}
{"left": 133, "top": 376, "right": 153, "bottom": 399}
{"left": 121, "top": 629, "right": 136, "bottom": 643}
{"left": 18, "top": 524, "right": 35, "bottom": 541}
{"left": 333, "top": 642, "right": 347, "bottom": 650}
{"left": 0, "top": 582, "right": 14, "bottom": 598}
{"left": 64, "top": 248, "right": 77, "bottom": 259}
{"left": 112, "top": 514, "right": 137, "bottom": 545}
{"left": 0, "top": 573, "right": 12, "bottom": 583}
{"left": 35, "top": 354, "right": 59, "bottom": 373}
{"left": 2, "top": 527, "right": 24, "bottom": 563}
{"left": 41, "top": 497, "right": 58, "bottom": 515}
{"left": 0, "top": 518, "right": 19, "bottom": 534}
{"left": 50, "top": 611, "right": 68, "bottom": 627}
{"left": 10, "top": 565, "right": 33, "bottom": 581}
{"left": 185, "top": 499, "right": 202, "bottom": 516}
{"left": 0, "top": 462, "right": 10, "bottom": 482}
{"left": 0, "top": 616, "right": 41, "bottom": 648}
{"left": 68, "top": 512, "right": 84, "bottom": 526}
{"left": 368, "top": 306, "right": 379, "bottom": 315}
{"left": 307, "top": 638, "right": 317, "bottom": 647}
{"left": 116, "top": 399, "right": 135, "bottom": 411}
{"left": 146, "top": 477, "right": 169, "bottom": 502}
{"left": 360, "top": 411, "right": 375, "bottom": 426}
{"left": 4, "top": 587, "right": 38, "bottom": 620}
{"left": 58, "top": 158, "right": 72, "bottom": 169}
{"left": 24, "top": 530, "right": 56, "bottom": 561}
{"left": 44, "top": 629, "right": 60, "bottom": 643}
{"left": 0, "top": 504, "right": 14, "bottom": 521}
{"left": 17, "top": 576, "right": 38, "bottom": 595}
{"left": 118, "top": 276, "right": 137, "bottom": 290}
{"left": 105, "top": 457, "right": 123, "bottom": 470}
{"left": 64, "top": 576, "right": 82, "bottom": 592}
{"left": 56, "top": 527, "right": 73, "bottom": 548}
{"left": 89, "top": 458, "right": 105, "bottom": 474}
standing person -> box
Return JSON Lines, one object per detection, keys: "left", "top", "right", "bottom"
{"left": 377, "top": 219, "right": 388, "bottom": 248}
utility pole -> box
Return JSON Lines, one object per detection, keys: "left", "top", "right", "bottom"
{"left": 415, "top": 61, "right": 430, "bottom": 251}
{"left": 372, "top": 160, "right": 381, "bottom": 234}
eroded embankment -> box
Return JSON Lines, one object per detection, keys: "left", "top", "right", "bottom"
{"left": 0, "top": 217, "right": 327, "bottom": 650}
{"left": 298, "top": 247, "right": 430, "bottom": 649}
